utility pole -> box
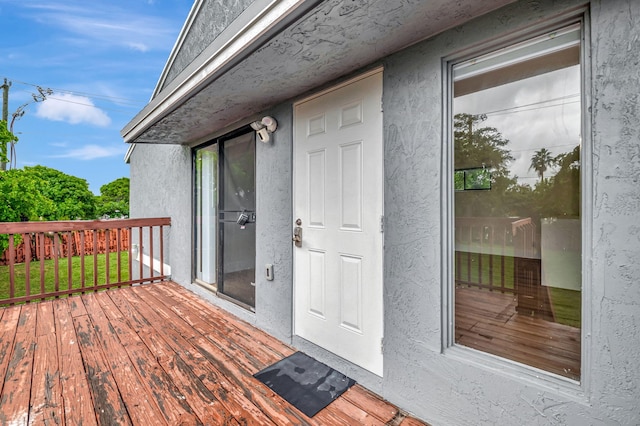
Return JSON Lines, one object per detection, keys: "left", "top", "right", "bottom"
{"left": 1, "top": 78, "right": 10, "bottom": 171}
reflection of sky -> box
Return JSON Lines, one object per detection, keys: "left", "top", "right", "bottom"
{"left": 454, "top": 66, "right": 581, "bottom": 185}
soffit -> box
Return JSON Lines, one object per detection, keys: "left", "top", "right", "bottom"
{"left": 123, "top": 0, "right": 515, "bottom": 145}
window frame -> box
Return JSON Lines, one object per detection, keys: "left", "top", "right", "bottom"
{"left": 441, "top": 11, "right": 592, "bottom": 398}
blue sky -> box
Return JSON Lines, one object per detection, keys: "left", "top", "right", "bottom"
{"left": 0, "top": 0, "right": 192, "bottom": 193}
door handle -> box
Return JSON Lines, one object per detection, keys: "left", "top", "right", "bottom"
{"left": 293, "top": 218, "right": 302, "bottom": 247}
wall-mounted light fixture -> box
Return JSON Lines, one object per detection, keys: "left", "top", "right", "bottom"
{"left": 250, "top": 116, "right": 278, "bottom": 143}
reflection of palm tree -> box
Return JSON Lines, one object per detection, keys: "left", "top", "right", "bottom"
{"left": 529, "top": 148, "right": 554, "bottom": 181}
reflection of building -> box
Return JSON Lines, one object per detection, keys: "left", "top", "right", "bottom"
{"left": 123, "top": 0, "right": 640, "bottom": 424}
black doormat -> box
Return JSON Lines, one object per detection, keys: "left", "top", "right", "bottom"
{"left": 253, "top": 351, "right": 356, "bottom": 418}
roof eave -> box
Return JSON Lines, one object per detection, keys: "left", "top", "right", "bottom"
{"left": 121, "top": 0, "right": 320, "bottom": 144}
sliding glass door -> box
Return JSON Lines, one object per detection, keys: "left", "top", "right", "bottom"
{"left": 194, "top": 129, "right": 256, "bottom": 309}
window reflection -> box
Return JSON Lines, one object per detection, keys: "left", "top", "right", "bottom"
{"left": 452, "top": 25, "right": 582, "bottom": 380}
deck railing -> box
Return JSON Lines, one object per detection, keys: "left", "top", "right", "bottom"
{"left": 455, "top": 217, "right": 539, "bottom": 293}
{"left": 0, "top": 217, "right": 170, "bottom": 306}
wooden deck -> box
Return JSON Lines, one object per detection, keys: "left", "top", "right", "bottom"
{"left": 0, "top": 281, "right": 427, "bottom": 425}
{"left": 455, "top": 287, "right": 580, "bottom": 380}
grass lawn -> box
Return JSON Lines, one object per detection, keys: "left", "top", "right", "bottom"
{"left": 0, "top": 251, "right": 129, "bottom": 304}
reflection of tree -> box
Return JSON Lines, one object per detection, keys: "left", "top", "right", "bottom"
{"left": 538, "top": 145, "right": 580, "bottom": 217}
{"left": 454, "top": 113, "right": 515, "bottom": 217}
{"left": 454, "top": 113, "right": 579, "bottom": 219}
{"left": 455, "top": 113, "right": 513, "bottom": 174}
{"left": 529, "top": 148, "right": 555, "bottom": 182}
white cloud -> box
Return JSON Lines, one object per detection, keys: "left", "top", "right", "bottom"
{"left": 36, "top": 93, "right": 111, "bottom": 126}
{"left": 20, "top": 2, "right": 179, "bottom": 52}
{"left": 127, "top": 42, "right": 150, "bottom": 53}
{"left": 51, "top": 144, "right": 127, "bottom": 160}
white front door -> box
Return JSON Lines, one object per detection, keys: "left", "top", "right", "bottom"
{"left": 293, "top": 70, "right": 384, "bottom": 376}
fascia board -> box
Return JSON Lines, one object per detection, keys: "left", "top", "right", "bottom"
{"left": 151, "top": 0, "right": 206, "bottom": 99}
{"left": 121, "top": 0, "right": 313, "bottom": 143}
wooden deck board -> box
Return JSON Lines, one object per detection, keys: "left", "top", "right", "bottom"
{"left": 455, "top": 286, "right": 580, "bottom": 380}
{"left": 0, "top": 281, "right": 429, "bottom": 425}
{"left": 0, "top": 304, "right": 38, "bottom": 425}
{"left": 30, "top": 332, "right": 64, "bottom": 425}
{"left": 54, "top": 299, "right": 97, "bottom": 426}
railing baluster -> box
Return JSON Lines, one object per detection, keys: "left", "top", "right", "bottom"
{"left": 80, "top": 230, "right": 86, "bottom": 292}
{"left": 128, "top": 227, "right": 133, "bottom": 284}
{"left": 138, "top": 226, "right": 143, "bottom": 281}
{"left": 67, "top": 231, "right": 73, "bottom": 292}
{"left": 54, "top": 233, "right": 60, "bottom": 297}
{"left": 93, "top": 229, "right": 98, "bottom": 289}
{"left": 9, "top": 234, "right": 15, "bottom": 303}
{"left": 25, "top": 233, "right": 31, "bottom": 303}
{"left": 116, "top": 229, "right": 122, "bottom": 285}
{"left": 39, "top": 232, "right": 46, "bottom": 300}
{"left": 105, "top": 229, "right": 110, "bottom": 285}
{"left": 149, "top": 225, "right": 154, "bottom": 282}
{"left": 159, "top": 225, "right": 164, "bottom": 278}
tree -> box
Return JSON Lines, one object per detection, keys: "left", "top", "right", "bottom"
{"left": 0, "top": 169, "right": 54, "bottom": 253}
{"left": 96, "top": 177, "right": 130, "bottom": 218}
{"left": 21, "top": 166, "right": 96, "bottom": 220}
{"left": 529, "top": 148, "right": 555, "bottom": 182}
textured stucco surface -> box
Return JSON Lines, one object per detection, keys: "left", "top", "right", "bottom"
{"left": 379, "top": 0, "right": 640, "bottom": 424}
{"left": 128, "top": 0, "right": 640, "bottom": 424}
{"left": 131, "top": 0, "right": 514, "bottom": 145}
{"left": 129, "top": 143, "right": 192, "bottom": 285}
{"left": 253, "top": 103, "right": 295, "bottom": 342}
{"left": 160, "top": 0, "right": 254, "bottom": 91}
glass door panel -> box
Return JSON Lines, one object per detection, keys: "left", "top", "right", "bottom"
{"left": 194, "top": 146, "right": 218, "bottom": 285}
{"left": 219, "top": 132, "right": 256, "bottom": 308}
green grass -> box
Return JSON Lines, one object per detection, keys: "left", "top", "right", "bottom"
{"left": 0, "top": 251, "right": 129, "bottom": 303}
{"left": 548, "top": 287, "right": 581, "bottom": 328}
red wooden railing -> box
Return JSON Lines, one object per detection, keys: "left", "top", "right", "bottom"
{"left": 0, "top": 218, "right": 170, "bottom": 306}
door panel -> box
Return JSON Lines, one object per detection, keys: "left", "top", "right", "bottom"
{"left": 219, "top": 132, "right": 256, "bottom": 308}
{"left": 294, "top": 70, "right": 384, "bottom": 376}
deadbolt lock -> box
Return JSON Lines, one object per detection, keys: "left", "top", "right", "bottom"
{"left": 293, "top": 219, "right": 302, "bottom": 247}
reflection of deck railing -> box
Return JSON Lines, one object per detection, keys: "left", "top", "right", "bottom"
{"left": 0, "top": 218, "right": 170, "bottom": 305}
{"left": 455, "top": 217, "right": 519, "bottom": 293}
{"left": 456, "top": 216, "right": 552, "bottom": 317}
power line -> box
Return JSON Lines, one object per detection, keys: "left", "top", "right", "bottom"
{"left": 45, "top": 95, "right": 141, "bottom": 113}
{"left": 480, "top": 94, "right": 580, "bottom": 117}
{"left": 6, "top": 77, "right": 147, "bottom": 106}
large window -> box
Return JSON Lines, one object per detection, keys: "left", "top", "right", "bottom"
{"left": 452, "top": 24, "right": 582, "bottom": 380}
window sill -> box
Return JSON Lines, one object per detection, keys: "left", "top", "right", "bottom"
{"left": 444, "top": 345, "right": 589, "bottom": 405}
